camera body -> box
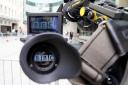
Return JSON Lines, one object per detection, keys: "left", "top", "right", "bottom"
{"left": 20, "top": 0, "right": 128, "bottom": 84}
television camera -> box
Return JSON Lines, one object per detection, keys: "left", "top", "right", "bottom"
{"left": 20, "top": 0, "right": 128, "bottom": 85}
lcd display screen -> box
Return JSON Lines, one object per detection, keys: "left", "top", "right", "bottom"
{"left": 29, "top": 16, "right": 59, "bottom": 33}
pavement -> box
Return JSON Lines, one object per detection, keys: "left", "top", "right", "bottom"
{"left": 0, "top": 36, "right": 23, "bottom": 61}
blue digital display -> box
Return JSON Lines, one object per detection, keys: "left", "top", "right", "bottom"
{"left": 30, "top": 16, "right": 59, "bottom": 33}
{"left": 34, "top": 53, "right": 55, "bottom": 62}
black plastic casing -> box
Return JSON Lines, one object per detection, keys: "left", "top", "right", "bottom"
{"left": 27, "top": 12, "right": 63, "bottom": 34}
{"left": 107, "top": 20, "right": 128, "bottom": 56}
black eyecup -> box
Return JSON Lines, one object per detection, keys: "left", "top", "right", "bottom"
{"left": 20, "top": 32, "right": 81, "bottom": 83}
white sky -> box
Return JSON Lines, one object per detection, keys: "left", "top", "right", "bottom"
{"left": 29, "top": 0, "right": 62, "bottom": 3}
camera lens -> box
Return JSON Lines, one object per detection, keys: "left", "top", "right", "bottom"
{"left": 27, "top": 43, "right": 59, "bottom": 74}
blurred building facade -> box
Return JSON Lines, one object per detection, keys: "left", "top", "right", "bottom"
{"left": 24, "top": 0, "right": 63, "bottom": 21}
{"left": 0, "top": 0, "right": 24, "bottom": 33}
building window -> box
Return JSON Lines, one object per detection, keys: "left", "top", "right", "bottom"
{"left": 5, "top": 7, "right": 7, "bottom": 14}
{"left": 15, "top": 10, "right": 16, "bottom": 17}
{"left": 26, "top": 0, "right": 36, "bottom": 6}
{"left": 9, "top": 8, "right": 10, "bottom": 16}
{"left": 0, "top": 20, "right": 2, "bottom": 24}
{"left": 7, "top": 8, "right": 9, "bottom": 16}
{"left": 12, "top": 10, "right": 13, "bottom": 16}
{"left": 4, "top": 21, "right": 7, "bottom": 24}
{"left": 0, "top": 5, "right": 2, "bottom": 13}
{"left": 0, "top": 5, "right": 1, "bottom": 9}
{"left": 1, "top": 5, "right": 3, "bottom": 13}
